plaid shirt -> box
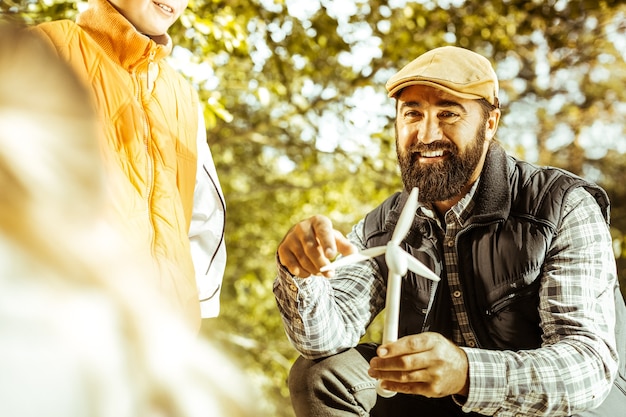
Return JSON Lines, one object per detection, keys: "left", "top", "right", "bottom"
{"left": 274, "top": 186, "right": 619, "bottom": 416}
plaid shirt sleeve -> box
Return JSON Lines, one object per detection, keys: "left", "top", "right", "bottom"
{"left": 460, "top": 187, "right": 619, "bottom": 416}
{"left": 273, "top": 219, "right": 387, "bottom": 359}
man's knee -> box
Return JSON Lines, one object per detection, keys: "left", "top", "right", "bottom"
{"left": 288, "top": 355, "right": 319, "bottom": 397}
{"left": 288, "top": 347, "right": 378, "bottom": 417}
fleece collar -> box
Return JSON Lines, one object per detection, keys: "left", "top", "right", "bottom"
{"left": 76, "top": 0, "right": 172, "bottom": 70}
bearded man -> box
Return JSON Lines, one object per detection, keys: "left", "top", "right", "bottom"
{"left": 274, "top": 46, "right": 626, "bottom": 417}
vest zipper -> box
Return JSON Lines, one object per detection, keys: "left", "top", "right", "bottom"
{"left": 485, "top": 285, "right": 537, "bottom": 316}
{"left": 420, "top": 237, "right": 441, "bottom": 333}
{"left": 143, "top": 114, "right": 155, "bottom": 253}
{"left": 133, "top": 53, "right": 156, "bottom": 253}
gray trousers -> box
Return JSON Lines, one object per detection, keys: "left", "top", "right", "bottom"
{"left": 288, "top": 343, "right": 625, "bottom": 417}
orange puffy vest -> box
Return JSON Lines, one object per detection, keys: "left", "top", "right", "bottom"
{"left": 34, "top": 0, "right": 201, "bottom": 329}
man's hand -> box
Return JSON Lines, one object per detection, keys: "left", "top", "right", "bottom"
{"left": 368, "top": 332, "right": 470, "bottom": 398}
{"left": 277, "top": 215, "right": 357, "bottom": 278}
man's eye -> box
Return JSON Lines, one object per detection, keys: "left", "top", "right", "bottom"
{"left": 403, "top": 111, "right": 422, "bottom": 119}
{"left": 439, "top": 111, "right": 459, "bottom": 119}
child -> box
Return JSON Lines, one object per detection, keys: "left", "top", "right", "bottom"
{"left": 0, "top": 22, "right": 257, "bottom": 417}
{"left": 32, "top": 0, "right": 226, "bottom": 330}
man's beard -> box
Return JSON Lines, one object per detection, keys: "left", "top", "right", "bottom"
{"left": 396, "top": 126, "right": 487, "bottom": 204}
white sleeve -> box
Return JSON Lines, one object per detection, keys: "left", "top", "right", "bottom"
{"left": 189, "top": 108, "right": 226, "bottom": 318}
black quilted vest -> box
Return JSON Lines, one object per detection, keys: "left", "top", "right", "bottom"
{"left": 364, "top": 141, "right": 626, "bottom": 414}
{"left": 363, "top": 142, "right": 624, "bottom": 356}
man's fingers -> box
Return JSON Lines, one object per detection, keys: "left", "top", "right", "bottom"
{"left": 368, "top": 332, "right": 470, "bottom": 398}
{"left": 370, "top": 350, "right": 430, "bottom": 373}
{"left": 376, "top": 333, "right": 436, "bottom": 359}
{"left": 334, "top": 229, "right": 358, "bottom": 256}
{"left": 278, "top": 247, "right": 319, "bottom": 277}
{"left": 372, "top": 369, "right": 431, "bottom": 384}
{"left": 378, "top": 379, "right": 447, "bottom": 398}
{"left": 309, "top": 215, "right": 338, "bottom": 259}
{"left": 278, "top": 215, "right": 344, "bottom": 277}
{"left": 278, "top": 225, "right": 321, "bottom": 277}
{"left": 369, "top": 333, "right": 441, "bottom": 372}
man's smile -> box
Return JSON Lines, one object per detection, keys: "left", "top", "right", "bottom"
{"left": 416, "top": 149, "right": 449, "bottom": 163}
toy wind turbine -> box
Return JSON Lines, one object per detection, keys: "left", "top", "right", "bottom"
{"left": 320, "top": 187, "right": 440, "bottom": 397}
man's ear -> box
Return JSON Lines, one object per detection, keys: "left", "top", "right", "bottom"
{"left": 485, "top": 108, "right": 501, "bottom": 141}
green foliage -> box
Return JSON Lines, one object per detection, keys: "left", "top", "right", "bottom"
{"left": 4, "top": 1, "right": 626, "bottom": 416}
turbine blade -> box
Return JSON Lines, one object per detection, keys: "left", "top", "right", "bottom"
{"left": 360, "top": 246, "right": 388, "bottom": 258}
{"left": 320, "top": 246, "right": 386, "bottom": 272}
{"left": 405, "top": 255, "right": 441, "bottom": 282}
{"left": 391, "top": 187, "right": 419, "bottom": 245}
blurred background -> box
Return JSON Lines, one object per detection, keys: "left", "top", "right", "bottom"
{"left": 2, "top": 0, "right": 625, "bottom": 415}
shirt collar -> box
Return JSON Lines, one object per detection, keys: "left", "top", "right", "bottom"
{"left": 418, "top": 179, "right": 480, "bottom": 227}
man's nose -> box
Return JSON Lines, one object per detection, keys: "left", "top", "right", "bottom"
{"left": 417, "top": 116, "right": 443, "bottom": 144}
